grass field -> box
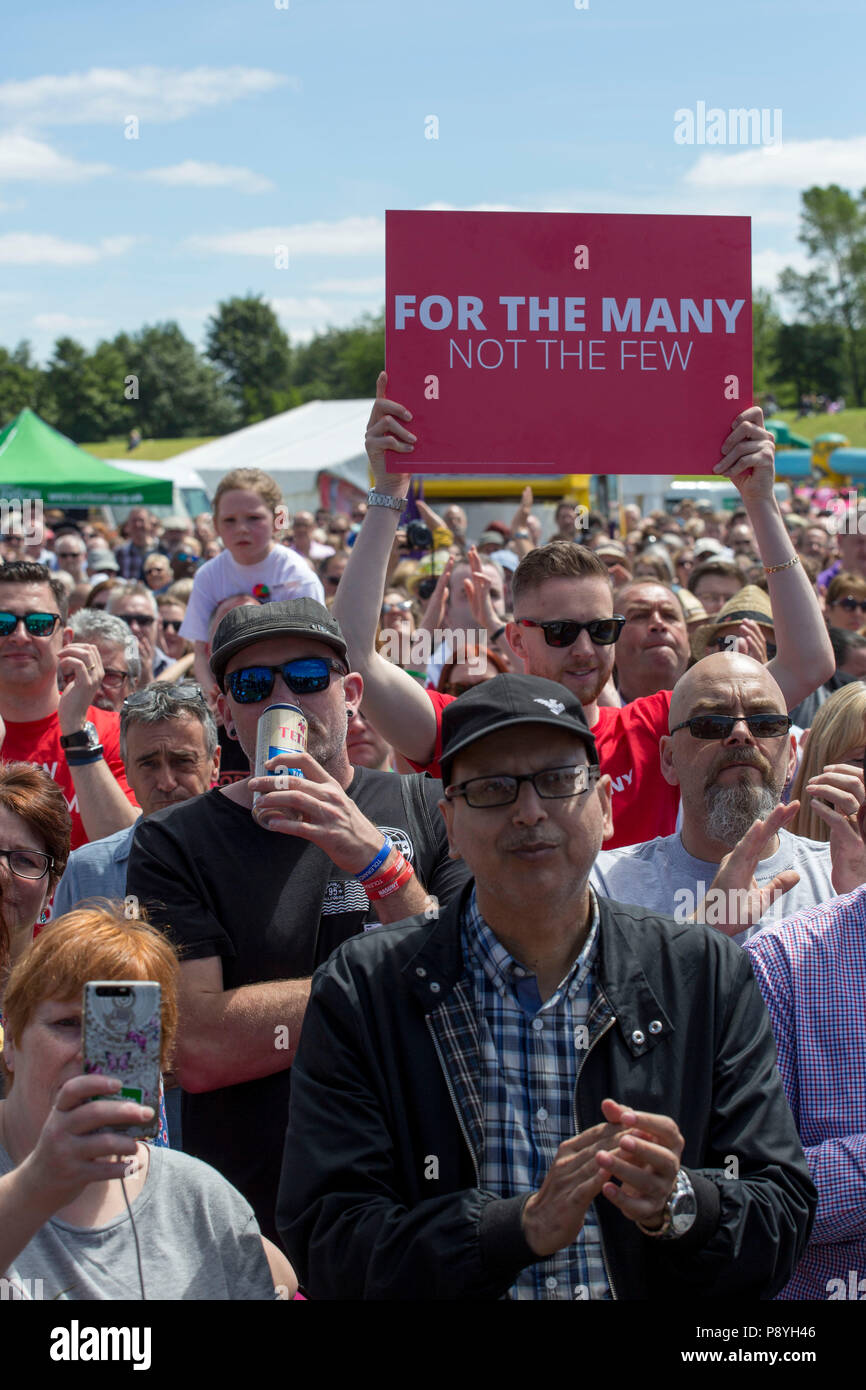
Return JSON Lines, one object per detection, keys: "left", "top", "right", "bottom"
{"left": 772, "top": 409, "right": 866, "bottom": 449}
{"left": 83, "top": 437, "right": 216, "bottom": 460}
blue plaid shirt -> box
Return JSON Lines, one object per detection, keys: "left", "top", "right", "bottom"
{"left": 461, "top": 886, "right": 612, "bottom": 1300}
{"left": 745, "top": 886, "right": 866, "bottom": 1300}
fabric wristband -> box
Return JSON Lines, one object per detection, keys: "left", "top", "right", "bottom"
{"left": 65, "top": 745, "right": 104, "bottom": 766}
{"left": 357, "top": 836, "right": 393, "bottom": 883}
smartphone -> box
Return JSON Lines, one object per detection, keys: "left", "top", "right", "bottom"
{"left": 82, "top": 981, "right": 161, "bottom": 1138}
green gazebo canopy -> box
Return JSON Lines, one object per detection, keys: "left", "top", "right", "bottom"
{"left": 0, "top": 410, "right": 172, "bottom": 506}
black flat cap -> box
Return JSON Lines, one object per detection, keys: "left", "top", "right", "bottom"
{"left": 210, "top": 597, "right": 348, "bottom": 691}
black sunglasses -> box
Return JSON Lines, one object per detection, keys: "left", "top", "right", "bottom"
{"left": 835, "top": 596, "right": 866, "bottom": 613}
{"left": 120, "top": 614, "right": 155, "bottom": 629}
{"left": 0, "top": 611, "right": 61, "bottom": 638}
{"left": 226, "top": 657, "right": 347, "bottom": 704}
{"left": 670, "top": 713, "right": 792, "bottom": 740}
{"left": 160, "top": 618, "right": 183, "bottom": 632}
{"left": 516, "top": 616, "right": 625, "bottom": 647}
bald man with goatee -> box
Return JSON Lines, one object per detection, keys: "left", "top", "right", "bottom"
{"left": 591, "top": 654, "right": 840, "bottom": 942}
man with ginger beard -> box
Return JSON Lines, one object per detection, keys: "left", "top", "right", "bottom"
{"left": 591, "top": 654, "right": 838, "bottom": 943}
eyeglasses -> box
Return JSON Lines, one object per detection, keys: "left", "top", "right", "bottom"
{"left": 0, "top": 847, "right": 54, "bottom": 880}
{"left": 446, "top": 763, "right": 601, "bottom": 808}
{"left": 670, "top": 713, "right": 792, "bottom": 740}
{"left": 516, "top": 616, "right": 625, "bottom": 647}
{"left": 0, "top": 611, "right": 61, "bottom": 638}
{"left": 174, "top": 552, "right": 199, "bottom": 565}
{"left": 382, "top": 601, "right": 413, "bottom": 614}
{"left": 119, "top": 613, "right": 155, "bottom": 629}
{"left": 226, "top": 657, "right": 348, "bottom": 704}
{"left": 122, "top": 682, "right": 206, "bottom": 711}
{"left": 101, "top": 667, "right": 131, "bottom": 689}
{"left": 833, "top": 596, "right": 866, "bottom": 613}
{"left": 160, "top": 618, "right": 183, "bottom": 632}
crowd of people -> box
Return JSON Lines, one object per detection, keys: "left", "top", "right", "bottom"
{"left": 0, "top": 373, "right": 863, "bottom": 1302}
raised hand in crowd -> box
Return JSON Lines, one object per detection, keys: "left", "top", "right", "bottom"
{"left": 805, "top": 761, "right": 866, "bottom": 894}
{"left": 694, "top": 802, "right": 801, "bottom": 937}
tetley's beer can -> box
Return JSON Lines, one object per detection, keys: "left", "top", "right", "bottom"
{"left": 253, "top": 702, "right": 308, "bottom": 808}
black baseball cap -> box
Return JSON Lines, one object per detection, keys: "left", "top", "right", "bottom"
{"left": 210, "top": 597, "right": 349, "bottom": 691}
{"left": 440, "top": 673, "right": 598, "bottom": 788}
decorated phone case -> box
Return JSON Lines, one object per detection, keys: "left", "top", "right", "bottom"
{"left": 82, "top": 981, "right": 161, "bottom": 1138}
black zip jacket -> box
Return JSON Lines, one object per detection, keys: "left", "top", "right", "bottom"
{"left": 277, "top": 886, "right": 816, "bottom": 1299}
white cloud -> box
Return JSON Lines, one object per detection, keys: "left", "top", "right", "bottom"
{"left": 752, "top": 246, "right": 812, "bottom": 293}
{"left": 0, "top": 233, "right": 136, "bottom": 265}
{"left": 0, "top": 66, "right": 292, "bottom": 127}
{"left": 33, "top": 313, "right": 109, "bottom": 335}
{"left": 140, "top": 161, "right": 274, "bottom": 194}
{"left": 270, "top": 295, "right": 382, "bottom": 343}
{"left": 685, "top": 136, "right": 866, "bottom": 189}
{"left": 187, "top": 216, "right": 384, "bottom": 258}
{"left": 0, "top": 131, "right": 111, "bottom": 182}
{"left": 311, "top": 276, "right": 385, "bottom": 294}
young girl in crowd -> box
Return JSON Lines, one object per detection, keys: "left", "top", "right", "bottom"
{"left": 181, "top": 468, "right": 326, "bottom": 693}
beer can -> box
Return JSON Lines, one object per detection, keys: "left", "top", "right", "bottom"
{"left": 253, "top": 702, "right": 308, "bottom": 808}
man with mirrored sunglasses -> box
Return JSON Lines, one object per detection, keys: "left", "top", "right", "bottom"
{"left": 127, "top": 597, "right": 469, "bottom": 1242}
{"left": 279, "top": 673, "right": 815, "bottom": 1300}
{"left": 334, "top": 376, "right": 834, "bottom": 849}
{"left": 591, "top": 653, "right": 839, "bottom": 942}
{"left": 0, "top": 561, "right": 140, "bottom": 850}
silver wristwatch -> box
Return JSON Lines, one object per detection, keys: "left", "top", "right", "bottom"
{"left": 367, "top": 489, "right": 407, "bottom": 513}
{"left": 638, "top": 1168, "right": 697, "bottom": 1240}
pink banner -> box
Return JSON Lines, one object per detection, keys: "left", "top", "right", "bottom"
{"left": 385, "top": 210, "right": 752, "bottom": 475}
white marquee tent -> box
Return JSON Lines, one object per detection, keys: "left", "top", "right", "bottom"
{"left": 177, "top": 400, "right": 372, "bottom": 513}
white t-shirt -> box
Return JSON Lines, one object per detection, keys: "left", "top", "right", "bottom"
{"left": 180, "top": 546, "right": 326, "bottom": 641}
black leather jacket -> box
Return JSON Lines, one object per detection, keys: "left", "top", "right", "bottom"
{"left": 278, "top": 886, "right": 816, "bottom": 1299}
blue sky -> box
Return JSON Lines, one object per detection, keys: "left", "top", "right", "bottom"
{"left": 2, "top": 0, "right": 864, "bottom": 363}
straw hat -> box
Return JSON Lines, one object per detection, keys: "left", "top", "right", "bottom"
{"left": 691, "top": 585, "right": 774, "bottom": 660}
{"left": 675, "top": 588, "right": 709, "bottom": 631}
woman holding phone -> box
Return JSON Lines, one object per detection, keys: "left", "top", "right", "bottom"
{"left": 0, "top": 905, "right": 297, "bottom": 1300}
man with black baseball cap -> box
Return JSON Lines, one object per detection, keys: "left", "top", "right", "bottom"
{"left": 279, "top": 671, "right": 815, "bottom": 1299}
{"left": 127, "top": 597, "right": 469, "bottom": 1242}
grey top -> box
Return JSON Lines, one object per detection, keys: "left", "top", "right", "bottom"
{"left": 591, "top": 827, "right": 834, "bottom": 944}
{"left": 0, "top": 1143, "right": 275, "bottom": 1300}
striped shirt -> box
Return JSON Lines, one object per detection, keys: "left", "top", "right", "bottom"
{"left": 744, "top": 886, "right": 866, "bottom": 1300}
{"left": 462, "top": 886, "right": 612, "bottom": 1300}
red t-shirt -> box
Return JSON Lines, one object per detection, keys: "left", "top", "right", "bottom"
{"left": 2, "top": 706, "right": 139, "bottom": 850}
{"left": 411, "top": 688, "right": 678, "bottom": 850}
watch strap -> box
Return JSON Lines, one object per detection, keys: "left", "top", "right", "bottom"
{"left": 65, "top": 745, "right": 104, "bottom": 766}
{"left": 367, "top": 489, "right": 407, "bottom": 513}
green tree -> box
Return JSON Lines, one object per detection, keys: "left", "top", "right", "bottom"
{"left": 291, "top": 312, "right": 384, "bottom": 400}
{"left": 0, "top": 341, "right": 42, "bottom": 424}
{"left": 779, "top": 185, "right": 866, "bottom": 405}
{"left": 42, "top": 337, "right": 126, "bottom": 442}
{"left": 120, "top": 323, "right": 241, "bottom": 438}
{"left": 752, "top": 290, "right": 781, "bottom": 397}
{"left": 775, "top": 321, "right": 846, "bottom": 404}
{"left": 205, "top": 294, "right": 292, "bottom": 425}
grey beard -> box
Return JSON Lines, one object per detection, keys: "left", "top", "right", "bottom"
{"left": 704, "top": 781, "right": 779, "bottom": 847}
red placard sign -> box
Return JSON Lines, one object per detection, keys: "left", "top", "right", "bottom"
{"left": 385, "top": 210, "right": 752, "bottom": 475}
